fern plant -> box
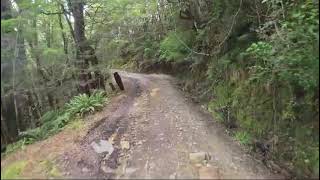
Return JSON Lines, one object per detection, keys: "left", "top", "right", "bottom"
{"left": 66, "top": 90, "right": 107, "bottom": 117}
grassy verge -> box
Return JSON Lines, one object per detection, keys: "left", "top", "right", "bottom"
{"left": 1, "top": 161, "right": 28, "bottom": 179}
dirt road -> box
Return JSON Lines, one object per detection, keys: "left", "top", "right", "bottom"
{"left": 56, "top": 71, "right": 284, "bottom": 179}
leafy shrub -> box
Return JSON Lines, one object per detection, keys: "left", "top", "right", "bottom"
{"left": 40, "top": 112, "right": 71, "bottom": 136}
{"left": 144, "top": 48, "right": 154, "bottom": 59}
{"left": 66, "top": 90, "right": 107, "bottom": 117}
{"left": 1, "top": 18, "right": 18, "bottom": 33}
{"left": 160, "top": 30, "right": 195, "bottom": 61}
{"left": 234, "top": 131, "right": 252, "bottom": 145}
{"left": 143, "top": 38, "right": 159, "bottom": 59}
{"left": 205, "top": 1, "right": 319, "bottom": 178}
{"left": 208, "top": 83, "right": 233, "bottom": 123}
{"left": 19, "top": 127, "right": 43, "bottom": 144}
{"left": 17, "top": 110, "right": 71, "bottom": 145}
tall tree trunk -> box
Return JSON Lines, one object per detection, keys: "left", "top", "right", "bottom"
{"left": 1, "top": 0, "right": 12, "bottom": 19}
{"left": 45, "top": 21, "right": 52, "bottom": 48}
{"left": 67, "top": 0, "right": 98, "bottom": 64}
{"left": 1, "top": 100, "right": 11, "bottom": 145}
{"left": 61, "top": 4, "right": 76, "bottom": 44}
{"left": 57, "top": 6, "right": 68, "bottom": 57}
{"left": 67, "top": 0, "right": 100, "bottom": 94}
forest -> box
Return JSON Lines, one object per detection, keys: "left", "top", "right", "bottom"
{"left": 1, "top": 0, "right": 319, "bottom": 179}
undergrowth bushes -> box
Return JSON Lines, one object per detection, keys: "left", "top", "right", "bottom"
{"left": 2, "top": 90, "right": 108, "bottom": 156}
{"left": 206, "top": 1, "right": 319, "bottom": 177}
{"left": 160, "top": 30, "right": 195, "bottom": 62}
{"left": 66, "top": 91, "right": 107, "bottom": 116}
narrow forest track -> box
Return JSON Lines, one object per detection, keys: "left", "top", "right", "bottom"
{"left": 59, "top": 70, "right": 284, "bottom": 179}
{"left": 1, "top": 71, "right": 285, "bottom": 179}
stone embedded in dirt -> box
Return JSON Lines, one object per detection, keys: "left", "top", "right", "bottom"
{"left": 169, "top": 172, "right": 177, "bottom": 179}
{"left": 108, "top": 133, "right": 117, "bottom": 145}
{"left": 137, "top": 141, "right": 143, "bottom": 145}
{"left": 202, "top": 160, "right": 208, "bottom": 164}
{"left": 150, "top": 88, "right": 160, "bottom": 97}
{"left": 125, "top": 167, "right": 138, "bottom": 174}
{"left": 198, "top": 166, "right": 220, "bottom": 179}
{"left": 90, "top": 140, "right": 114, "bottom": 154}
{"left": 201, "top": 105, "right": 207, "bottom": 110}
{"left": 189, "top": 152, "right": 211, "bottom": 164}
{"left": 118, "top": 127, "right": 125, "bottom": 134}
{"left": 101, "top": 165, "right": 115, "bottom": 174}
{"left": 280, "top": 169, "right": 291, "bottom": 178}
{"left": 121, "top": 140, "right": 130, "bottom": 150}
{"left": 104, "top": 154, "right": 111, "bottom": 160}
{"left": 269, "top": 160, "right": 282, "bottom": 173}
{"left": 82, "top": 167, "right": 90, "bottom": 173}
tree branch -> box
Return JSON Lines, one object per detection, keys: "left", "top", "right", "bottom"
{"left": 40, "top": 10, "right": 65, "bottom": 15}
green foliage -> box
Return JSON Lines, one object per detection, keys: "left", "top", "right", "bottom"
{"left": 40, "top": 112, "right": 71, "bottom": 136}
{"left": 2, "top": 91, "right": 109, "bottom": 156}
{"left": 1, "top": 160, "right": 28, "bottom": 179}
{"left": 2, "top": 111, "right": 71, "bottom": 156}
{"left": 202, "top": 2, "right": 319, "bottom": 178}
{"left": 234, "top": 131, "right": 252, "bottom": 145}
{"left": 244, "top": 1, "right": 319, "bottom": 91}
{"left": 15, "top": 110, "right": 71, "bottom": 147}
{"left": 40, "top": 110, "right": 61, "bottom": 124}
{"left": 160, "top": 30, "right": 195, "bottom": 61}
{"left": 143, "top": 39, "right": 159, "bottom": 59}
{"left": 211, "top": 0, "right": 224, "bottom": 19}
{"left": 245, "top": 42, "right": 273, "bottom": 58}
{"left": 144, "top": 48, "right": 153, "bottom": 58}
{"left": 207, "top": 83, "right": 233, "bottom": 122}
{"left": 66, "top": 90, "right": 107, "bottom": 117}
{"left": 41, "top": 48, "right": 65, "bottom": 65}
{"left": 289, "top": 131, "right": 319, "bottom": 177}
{"left": 1, "top": 18, "right": 18, "bottom": 33}
{"left": 2, "top": 140, "right": 29, "bottom": 156}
